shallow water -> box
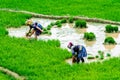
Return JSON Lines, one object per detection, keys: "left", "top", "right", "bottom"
{"left": 8, "top": 18, "right": 120, "bottom": 64}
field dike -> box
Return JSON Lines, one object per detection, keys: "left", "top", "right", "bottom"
{"left": 0, "top": 8, "right": 120, "bottom": 25}
{"left": 0, "top": 66, "right": 25, "bottom": 80}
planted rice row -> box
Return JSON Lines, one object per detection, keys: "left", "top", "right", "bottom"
{"left": 0, "top": 9, "right": 120, "bottom": 80}
{"left": 0, "top": 0, "right": 120, "bottom": 21}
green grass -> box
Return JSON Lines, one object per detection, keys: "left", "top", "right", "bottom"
{"left": 0, "top": 36, "right": 120, "bottom": 80}
{"left": 0, "top": 11, "right": 32, "bottom": 28}
{"left": 0, "top": 3, "right": 120, "bottom": 80}
{"left": 0, "top": 36, "right": 71, "bottom": 80}
{"left": 1, "top": 0, "right": 120, "bottom": 21}
{"left": 0, "top": 72, "right": 15, "bottom": 80}
{"left": 0, "top": 27, "right": 8, "bottom": 36}
{"left": 0, "top": 10, "right": 31, "bottom": 36}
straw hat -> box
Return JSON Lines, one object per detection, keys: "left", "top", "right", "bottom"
{"left": 25, "top": 19, "right": 33, "bottom": 25}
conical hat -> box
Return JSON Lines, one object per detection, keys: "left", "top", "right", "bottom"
{"left": 25, "top": 20, "right": 33, "bottom": 25}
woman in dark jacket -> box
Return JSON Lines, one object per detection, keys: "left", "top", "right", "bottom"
{"left": 67, "top": 42, "right": 87, "bottom": 63}
{"left": 26, "top": 20, "right": 43, "bottom": 39}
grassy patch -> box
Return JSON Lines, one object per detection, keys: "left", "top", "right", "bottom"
{"left": 104, "top": 37, "right": 116, "bottom": 44}
{"left": 75, "top": 20, "right": 87, "bottom": 28}
{"left": 0, "top": 4, "right": 120, "bottom": 80}
{"left": 0, "top": 27, "right": 8, "bottom": 36}
{"left": 0, "top": 72, "right": 15, "bottom": 80}
{"left": 0, "top": 36, "right": 71, "bottom": 80}
{"left": 84, "top": 32, "right": 96, "bottom": 41}
{"left": 1, "top": 0, "right": 120, "bottom": 21}
{"left": 0, "top": 37, "right": 120, "bottom": 80}
{"left": 0, "top": 11, "right": 32, "bottom": 36}
{"left": 0, "top": 11, "right": 32, "bottom": 28}
{"left": 105, "top": 25, "right": 119, "bottom": 33}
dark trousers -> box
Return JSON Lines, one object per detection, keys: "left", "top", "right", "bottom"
{"left": 77, "top": 57, "right": 84, "bottom": 63}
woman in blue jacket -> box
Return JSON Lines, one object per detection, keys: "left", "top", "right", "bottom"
{"left": 26, "top": 20, "right": 43, "bottom": 39}
{"left": 67, "top": 42, "right": 87, "bottom": 63}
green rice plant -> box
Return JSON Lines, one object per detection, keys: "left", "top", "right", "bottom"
{"left": 57, "top": 22, "right": 62, "bottom": 28}
{"left": 0, "top": 72, "right": 15, "bottom": 80}
{"left": 1, "top": 2, "right": 120, "bottom": 80}
{"left": 42, "top": 27, "right": 52, "bottom": 35}
{"left": 0, "top": 11, "right": 32, "bottom": 28}
{"left": 98, "top": 50, "right": 104, "bottom": 60}
{"left": 104, "top": 37, "right": 116, "bottom": 44}
{"left": 0, "top": 36, "right": 71, "bottom": 79}
{"left": 55, "top": 21, "right": 61, "bottom": 25}
{"left": 98, "top": 50, "right": 102, "bottom": 54}
{"left": 42, "top": 28, "right": 48, "bottom": 34}
{"left": 60, "top": 19, "right": 67, "bottom": 23}
{"left": 106, "top": 53, "right": 111, "bottom": 57}
{"left": 47, "top": 25, "right": 52, "bottom": 30}
{"left": 114, "top": 26, "right": 118, "bottom": 32}
{"left": 48, "top": 31, "right": 52, "bottom": 35}
{"left": 100, "top": 55, "right": 104, "bottom": 60}
{"left": 68, "top": 17, "right": 74, "bottom": 23}
{"left": 105, "top": 25, "right": 113, "bottom": 33}
{"left": 84, "top": 32, "right": 96, "bottom": 41}
{"left": 84, "top": 32, "right": 88, "bottom": 39}
{"left": 80, "top": 20, "right": 87, "bottom": 28}
{"left": 87, "top": 56, "right": 95, "bottom": 59}
{"left": 75, "top": 20, "right": 87, "bottom": 28}
{"left": 105, "top": 25, "right": 119, "bottom": 33}
{"left": 42, "top": 31, "right": 48, "bottom": 34}
{"left": 50, "top": 22, "right": 55, "bottom": 26}
{"left": 1, "top": 36, "right": 120, "bottom": 80}
{"left": 43, "top": 28, "right": 47, "bottom": 31}
{"left": 87, "top": 54, "right": 95, "bottom": 59}
{"left": 1, "top": 0, "right": 120, "bottom": 22}
{"left": 95, "top": 55, "right": 99, "bottom": 58}
{"left": 47, "top": 39, "right": 60, "bottom": 47}
{"left": 75, "top": 20, "right": 81, "bottom": 27}
{"left": 0, "top": 27, "right": 8, "bottom": 36}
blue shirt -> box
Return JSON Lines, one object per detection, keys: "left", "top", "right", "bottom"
{"left": 30, "top": 23, "right": 42, "bottom": 30}
{"left": 71, "top": 45, "right": 87, "bottom": 58}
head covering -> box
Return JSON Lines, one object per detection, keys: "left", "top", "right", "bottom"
{"left": 25, "top": 20, "right": 33, "bottom": 25}
{"left": 34, "top": 22, "right": 38, "bottom": 26}
{"left": 67, "top": 42, "right": 73, "bottom": 49}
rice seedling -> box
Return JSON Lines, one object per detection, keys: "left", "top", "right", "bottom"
{"left": 104, "top": 37, "right": 116, "bottom": 44}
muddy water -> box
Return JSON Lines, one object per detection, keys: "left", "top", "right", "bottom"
{"left": 8, "top": 18, "right": 120, "bottom": 64}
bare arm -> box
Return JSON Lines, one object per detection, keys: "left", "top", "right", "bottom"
{"left": 36, "top": 26, "right": 43, "bottom": 32}
{"left": 26, "top": 26, "right": 32, "bottom": 37}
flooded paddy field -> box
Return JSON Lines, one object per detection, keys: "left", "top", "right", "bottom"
{"left": 8, "top": 18, "right": 120, "bottom": 64}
